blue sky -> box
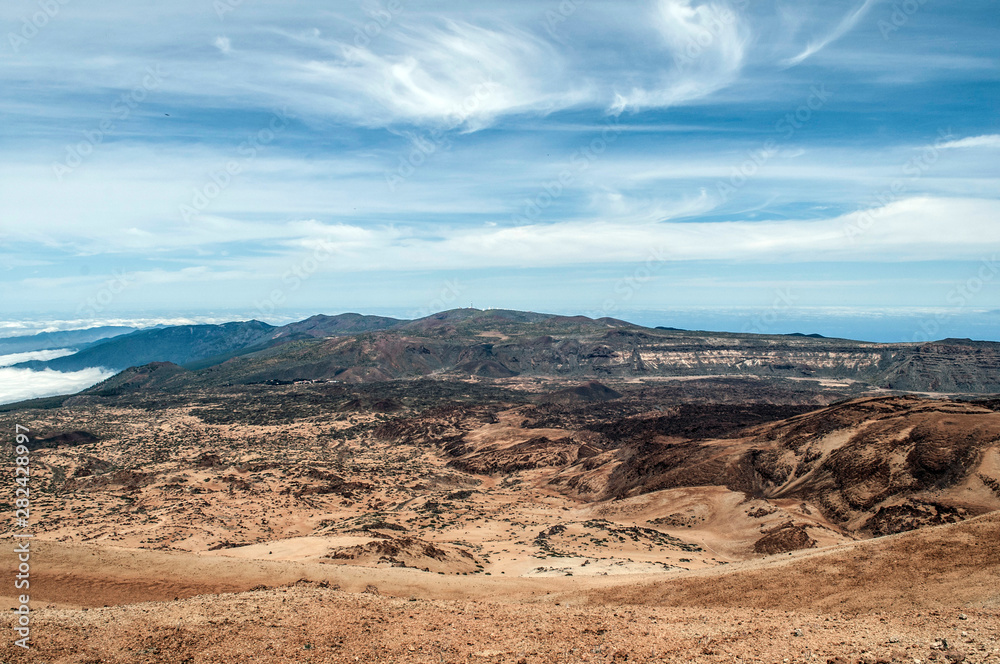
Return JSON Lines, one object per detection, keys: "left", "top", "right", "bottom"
{"left": 1, "top": 0, "right": 998, "bottom": 341}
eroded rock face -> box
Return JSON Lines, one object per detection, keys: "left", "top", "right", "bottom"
{"left": 864, "top": 500, "right": 970, "bottom": 536}
{"left": 743, "top": 397, "right": 1000, "bottom": 530}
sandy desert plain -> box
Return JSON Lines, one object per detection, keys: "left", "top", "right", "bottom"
{"left": 2, "top": 319, "right": 1000, "bottom": 663}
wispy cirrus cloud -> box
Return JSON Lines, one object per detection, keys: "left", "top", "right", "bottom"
{"left": 781, "top": 0, "right": 877, "bottom": 67}
{"left": 292, "top": 19, "right": 588, "bottom": 130}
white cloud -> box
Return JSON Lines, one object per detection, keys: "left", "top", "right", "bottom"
{"left": 241, "top": 195, "right": 1000, "bottom": 271}
{"left": 0, "top": 316, "right": 267, "bottom": 338}
{"left": 939, "top": 135, "right": 1000, "bottom": 149}
{"left": 0, "top": 349, "right": 77, "bottom": 367}
{"left": 6, "top": 194, "right": 998, "bottom": 285}
{"left": 294, "top": 19, "right": 586, "bottom": 130}
{"left": 610, "top": 0, "right": 748, "bottom": 113}
{"left": 589, "top": 188, "right": 715, "bottom": 223}
{"left": 0, "top": 1, "right": 756, "bottom": 132}
{"left": 782, "top": 0, "right": 876, "bottom": 67}
{"left": 0, "top": 367, "right": 116, "bottom": 406}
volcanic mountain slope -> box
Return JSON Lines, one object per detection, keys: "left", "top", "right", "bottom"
{"left": 879, "top": 338, "right": 1000, "bottom": 392}
{"left": 736, "top": 396, "right": 1000, "bottom": 532}
{"left": 170, "top": 310, "right": 1000, "bottom": 393}
{"left": 13, "top": 309, "right": 1000, "bottom": 399}
{"left": 13, "top": 313, "right": 403, "bottom": 373}
{"left": 586, "top": 509, "right": 1000, "bottom": 614}
{"left": 537, "top": 395, "right": 1000, "bottom": 537}
{"left": 373, "top": 389, "right": 1000, "bottom": 543}
{"left": 14, "top": 320, "right": 279, "bottom": 372}
{"left": 271, "top": 312, "right": 403, "bottom": 339}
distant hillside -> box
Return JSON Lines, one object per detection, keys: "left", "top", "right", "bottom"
{"left": 15, "top": 321, "right": 276, "bottom": 372}
{"left": 14, "top": 309, "right": 1000, "bottom": 395}
{"left": 80, "top": 361, "right": 189, "bottom": 397}
{"left": 272, "top": 313, "right": 403, "bottom": 339}
{"left": 0, "top": 326, "right": 136, "bottom": 355}
{"left": 138, "top": 310, "right": 1000, "bottom": 394}
{"left": 14, "top": 313, "right": 404, "bottom": 373}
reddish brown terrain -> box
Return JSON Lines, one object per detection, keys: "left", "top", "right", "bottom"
{"left": 3, "top": 326, "right": 999, "bottom": 663}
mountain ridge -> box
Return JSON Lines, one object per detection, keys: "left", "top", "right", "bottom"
{"left": 11, "top": 309, "right": 1000, "bottom": 402}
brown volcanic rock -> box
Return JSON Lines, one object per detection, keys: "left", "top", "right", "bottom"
{"left": 599, "top": 439, "right": 737, "bottom": 499}
{"left": 864, "top": 500, "right": 971, "bottom": 536}
{"left": 454, "top": 359, "right": 518, "bottom": 377}
{"left": 325, "top": 534, "right": 477, "bottom": 573}
{"left": 446, "top": 434, "right": 581, "bottom": 474}
{"left": 752, "top": 522, "right": 817, "bottom": 554}
{"left": 25, "top": 429, "right": 99, "bottom": 451}
{"left": 543, "top": 380, "right": 623, "bottom": 404}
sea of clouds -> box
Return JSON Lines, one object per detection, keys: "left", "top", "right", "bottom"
{"left": 0, "top": 349, "right": 116, "bottom": 406}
